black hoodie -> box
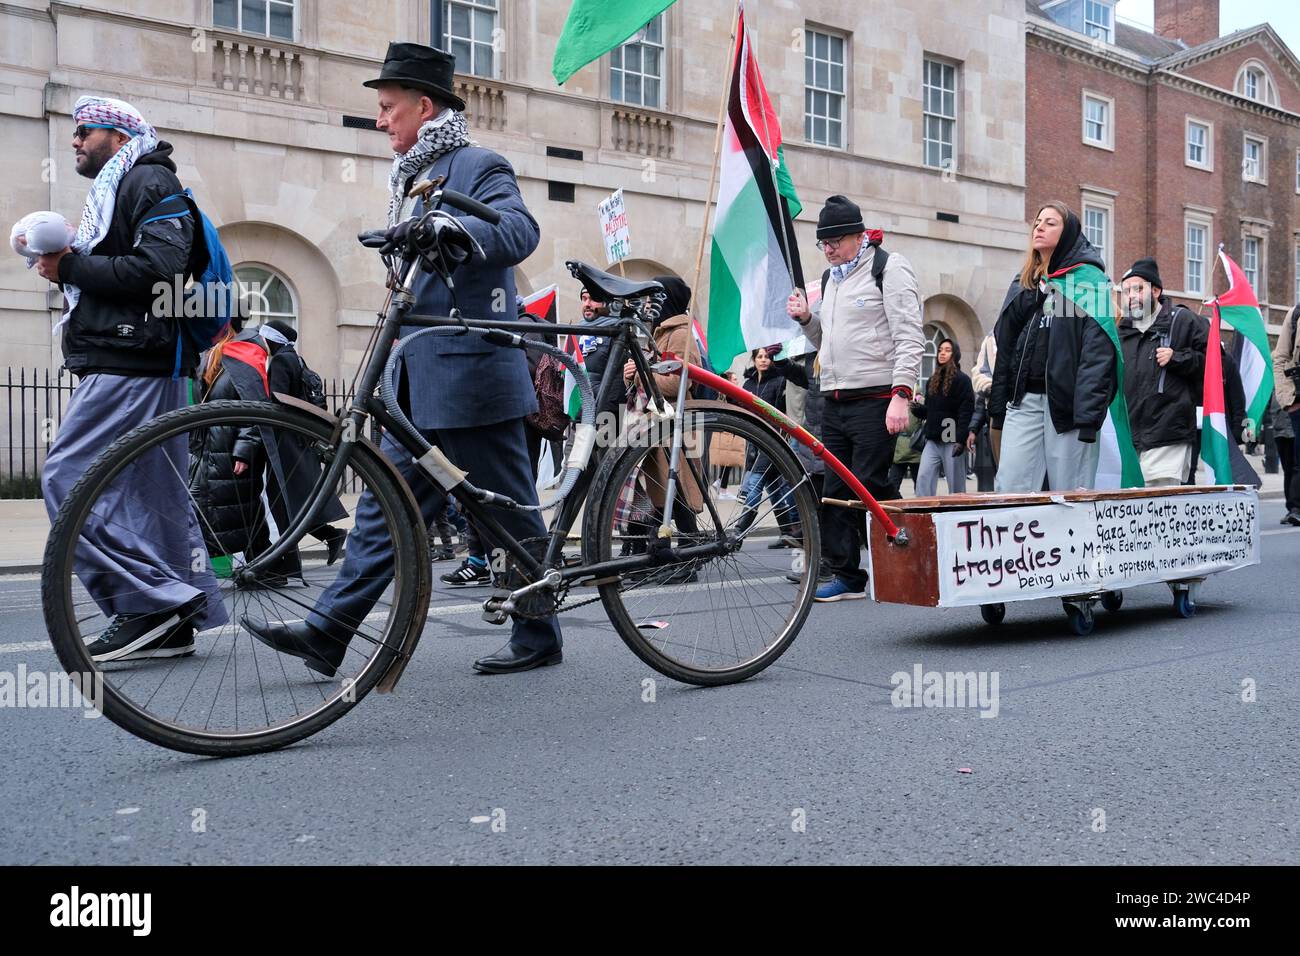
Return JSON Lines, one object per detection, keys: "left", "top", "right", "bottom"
{"left": 57, "top": 141, "right": 201, "bottom": 377}
{"left": 989, "top": 212, "right": 1117, "bottom": 441}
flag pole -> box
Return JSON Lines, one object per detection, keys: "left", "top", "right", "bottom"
{"left": 664, "top": 0, "right": 739, "bottom": 541}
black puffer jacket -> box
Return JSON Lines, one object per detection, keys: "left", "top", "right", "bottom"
{"left": 188, "top": 342, "right": 271, "bottom": 556}
{"left": 1119, "top": 297, "right": 1208, "bottom": 452}
{"left": 917, "top": 368, "right": 975, "bottom": 443}
{"left": 990, "top": 214, "right": 1118, "bottom": 440}
{"left": 742, "top": 359, "right": 789, "bottom": 468}
{"left": 58, "top": 142, "right": 203, "bottom": 377}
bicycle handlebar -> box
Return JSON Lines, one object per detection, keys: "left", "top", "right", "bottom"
{"left": 439, "top": 188, "right": 501, "bottom": 225}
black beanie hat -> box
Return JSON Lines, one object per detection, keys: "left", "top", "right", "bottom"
{"left": 1122, "top": 257, "right": 1163, "bottom": 290}
{"left": 816, "top": 194, "right": 866, "bottom": 239}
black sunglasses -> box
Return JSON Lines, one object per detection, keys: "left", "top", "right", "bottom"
{"left": 74, "top": 124, "right": 115, "bottom": 140}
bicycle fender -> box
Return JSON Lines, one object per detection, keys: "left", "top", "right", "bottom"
{"left": 272, "top": 392, "right": 434, "bottom": 694}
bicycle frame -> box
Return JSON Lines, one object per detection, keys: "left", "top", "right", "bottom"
{"left": 244, "top": 247, "right": 904, "bottom": 596}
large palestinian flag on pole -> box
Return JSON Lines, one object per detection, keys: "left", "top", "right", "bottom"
{"left": 1047, "top": 264, "right": 1144, "bottom": 489}
{"left": 707, "top": 3, "right": 804, "bottom": 373}
{"left": 1210, "top": 248, "right": 1273, "bottom": 435}
{"left": 1200, "top": 304, "right": 1233, "bottom": 485}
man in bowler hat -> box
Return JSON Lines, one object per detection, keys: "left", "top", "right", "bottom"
{"left": 245, "top": 42, "right": 564, "bottom": 675}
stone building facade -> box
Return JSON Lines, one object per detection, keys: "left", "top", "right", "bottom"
{"left": 1, "top": 0, "right": 1029, "bottom": 396}
{"left": 1026, "top": 0, "right": 1300, "bottom": 333}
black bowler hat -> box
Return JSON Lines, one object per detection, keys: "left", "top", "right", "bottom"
{"left": 364, "top": 42, "right": 466, "bottom": 112}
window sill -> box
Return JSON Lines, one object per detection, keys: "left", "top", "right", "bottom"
{"left": 1185, "top": 161, "right": 1213, "bottom": 173}
{"left": 1082, "top": 139, "right": 1114, "bottom": 152}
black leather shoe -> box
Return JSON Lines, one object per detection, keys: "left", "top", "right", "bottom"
{"left": 241, "top": 617, "right": 347, "bottom": 678}
{"left": 472, "top": 642, "right": 562, "bottom": 674}
{"left": 321, "top": 526, "right": 347, "bottom": 565}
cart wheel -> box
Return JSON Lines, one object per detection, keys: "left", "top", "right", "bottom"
{"left": 1064, "top": 602, "right": 1095, "bottom": 636}
{"left": 980, "top": 603, "right": 1006, "bottom": 626}
{"left": 1100, "top": 591, "right": 1123, "bottom": 612}
{"left": 1173, "top": 590, "right": 1196, "bottom": 618}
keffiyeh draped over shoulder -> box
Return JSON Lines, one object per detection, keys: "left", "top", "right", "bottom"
{"left": 58, "top": 96, "right": 159, "bottom": 327}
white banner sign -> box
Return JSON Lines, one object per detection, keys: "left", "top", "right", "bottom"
{"left": 931, "top": 490, "right": 1260, "bottom": 607}
{"left": 598, "top": 188, "right": 631, "bottom": 265}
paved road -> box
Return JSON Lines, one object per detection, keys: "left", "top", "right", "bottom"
{"left": 1, "top": 500, "right": 1297, "bottom": 865}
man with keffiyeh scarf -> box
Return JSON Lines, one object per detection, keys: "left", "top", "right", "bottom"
{"left": 37, "top": 95, "right": 226, "bottom": 663}
{"left": 243, "top": 42, "right": 564, "bottom": 677}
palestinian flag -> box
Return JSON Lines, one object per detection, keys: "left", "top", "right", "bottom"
{"left": 561, "top": 331, "right": 587, "bottom": 419}
{"left": 1210, "top": 248, "right": 1273, "bottom": 434}
{"left": 1046, "top": 263, "right": 1144, "bottom": 489}
{"left": 552, "top": 0, "right": 677, "bottom": 85}
{"left": 520, "top": 283, "right": 557, "bottom": 323}
{"left": 1200, "top": 305, "right": 1233, "bottom": 484}
{"left": 707, "top": 3, "right": 803, "bottom": 373}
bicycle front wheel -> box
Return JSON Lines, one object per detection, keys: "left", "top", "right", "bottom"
{"left": 583, "top": 406, "right": 820, "bottom": 686}
{"left": 41, "top": 400, "right": 429, "bottom": 756}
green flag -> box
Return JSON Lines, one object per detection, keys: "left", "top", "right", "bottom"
{"left": 552, "top": 0, "right": 677, "bottom": 86}
{"left": 1048, "top": 263, "right": 1144, "bottom": 489}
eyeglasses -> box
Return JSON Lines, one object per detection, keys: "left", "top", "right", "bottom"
{"left": 815, "top": 235, "right": 857, "bottom": 251}
{"left": 73, "top": 124, "right": 116, "bottom": 140}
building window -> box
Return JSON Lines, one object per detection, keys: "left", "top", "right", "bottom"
{"left": 1235, "top": 63, "right": 1278, "bottom": 105}
{"left": 1185, "top": 220, "right": 1208, "bottom": 297}
{"left": 1186, "top": 119, "right": 1212, "bottom": 170}
{"left": 610, "top": 14, "right": 665, "bottom": 108}
{"left": 213, "top": 0, "right": 295, "bottom": 41}
{"left": 1243, "top": 134, "right": 1267, "bottom": 184}
{"left": 444, "top": 0, "right": 499, "bottom": 78}
{"left": 1082, "top": 203, "right": 1111, "bottom": 274}
{"left": 235, "top": 265, "right": 297, "bottom": 329}
{"left": 1295, "top": 147, "right": 1300, "bottom": 193}
{"left": 1082, "top": 91, "right": 1113, "bottom": 150}
{"left": 804, "top": 28, "right": 846, "bottom": 148}
{"left": 1241, "top": 238, "right": 1261, "bottom": 298}
{"left": 922, "top": 57, "right": 957, "bottom": 171}
{"left": 1084, "top": 0, "right": 1114, "bottom": 43}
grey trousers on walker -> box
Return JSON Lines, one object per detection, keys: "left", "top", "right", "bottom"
{"left": 915, "top": 440, "right": 967, "bottom": 496}
{"left": 995, "top": 392, "right": 1100, "bottom": 492}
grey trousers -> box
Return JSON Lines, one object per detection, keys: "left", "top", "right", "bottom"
{"left": 42, "top": 373, "right": 227, "bottom": 627}
{"left": 995, "top": 392, "right": 1100, "bottom": 492}
{"left": 915, "top": 440, "right": 967, "bottom": 496}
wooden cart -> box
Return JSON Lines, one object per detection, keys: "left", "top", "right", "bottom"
{"left": 835, "top": 485, "right": 1261, "bottom": 635}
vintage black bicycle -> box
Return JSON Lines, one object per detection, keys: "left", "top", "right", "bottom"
{"left": 41, "top": 180, "right": 822, "bottom": 755}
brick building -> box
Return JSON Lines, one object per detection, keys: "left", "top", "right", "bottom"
{"left": 1026, "top": 0, "right": 1300, "bottom": 336}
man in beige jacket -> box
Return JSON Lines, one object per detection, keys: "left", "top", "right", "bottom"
{"left": 787, "top": 195, "right": 924, "bottom": 600}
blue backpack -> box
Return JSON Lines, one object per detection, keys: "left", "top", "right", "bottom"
{"left": 141, "top": 189, "right": 234, "bottom": 378}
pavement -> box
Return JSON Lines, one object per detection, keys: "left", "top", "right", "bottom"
{"left": 0, "top": 497, "right": 1296, "bottom": 865}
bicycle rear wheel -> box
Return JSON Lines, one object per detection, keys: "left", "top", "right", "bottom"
{"left": 41, "top": 400, "right": 429, "bottom": 756}
{"left": 583, "top": 406, "right": 820, "bottom": 685}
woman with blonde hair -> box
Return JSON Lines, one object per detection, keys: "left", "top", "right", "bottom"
{"left": 989, "top": 201, "right": 1118, "bottom": 491}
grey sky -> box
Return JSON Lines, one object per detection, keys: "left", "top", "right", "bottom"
{"left": 1115, "top": 1, "right": 1300, "bottom": 54}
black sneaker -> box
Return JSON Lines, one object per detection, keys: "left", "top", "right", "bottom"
{"left": 88, "top": 608, "right": 193, "bottom": 663}
{"left": 430, "top": 543, "right": 457, "bottom": 562}
{"left": 440, "top": 558, "right": 491, "bottom": 587}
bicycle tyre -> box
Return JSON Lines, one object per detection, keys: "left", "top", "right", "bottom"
{"left": 42, "top": 399, "right": 428, "bottom": 756}
{"left": 583, "top": 406, "right": 820, "bottom": 686}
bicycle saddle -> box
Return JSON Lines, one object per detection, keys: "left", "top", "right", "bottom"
{"left": 566, "top": 260, "right": 663, "bottom": 301}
